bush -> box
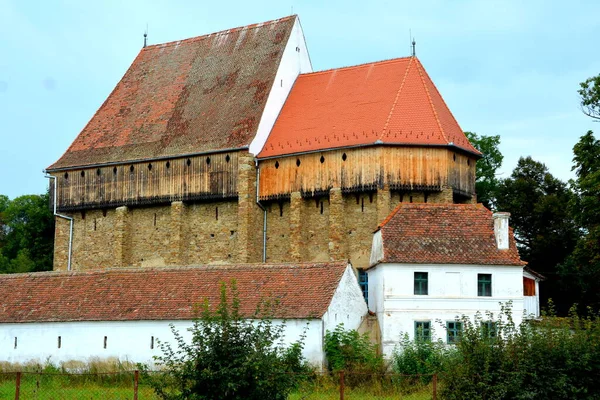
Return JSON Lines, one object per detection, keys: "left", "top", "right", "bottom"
{"left": 324, "top": 324, "right": 385, "bottom": 378}
{"left": 147, "top": 281, "right": 310, "bottom": 400}
{"left": 441, "top": 302, "right": 600, "bottom": 400}
{"left": 392, "top": 334, "right": 452, "bottom": 381}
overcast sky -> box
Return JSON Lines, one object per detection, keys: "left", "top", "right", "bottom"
{"left": 1, "top": 0, "right": 598, "bottom": 199}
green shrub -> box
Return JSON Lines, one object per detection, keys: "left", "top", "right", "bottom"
{"left": 392, "top": 334, "right": 452, "bottom": 381}
{"left": 441, "top": 302, "right": 600, "bottom": 400}
{"left": 147, "top": 280, "right": 310, "bottom": 400}
{"left": 324, "top": 324, "right": 385, "bottom": 376}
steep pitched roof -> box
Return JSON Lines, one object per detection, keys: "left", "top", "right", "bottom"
{"left": 0, "top": 262, "right": 348, "bottom": 323}
{"left": 48, "top": 16, "right": 296, "bottom": 170}
{"left": 376, "top": 203, "right": 525, "bottom": 266}
{"left": 258, "top": 57, "right": 479, "bottom": 158}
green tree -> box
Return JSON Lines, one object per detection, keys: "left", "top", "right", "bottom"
{"left": 559, "top": 131, "right": 600, "bottom": 310}
{"left": 579, "top": 74, "right": 600, "bottom": 120}
{"left": 0, "top": 192, "right": 54, "bottom": 273}
{"left": 148, "top": 281, "right": 308, "bottom": 400}
{"left": 464, "top": 132, "right": 503, "bottom": 209}
{"left": 495, "top": 157, "right": 579, "bottom": 313}
{"left": 0, "top": 194, "right": 9, "bottom": 245}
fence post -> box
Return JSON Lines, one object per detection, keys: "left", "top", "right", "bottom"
{"left": 134, "top": 370, "right": 139, "bottom": 400}
{"left": 432, "top": 373, "right": 437, "bottom": 400}
{"left": 15, "top": 372, "right": 21, "bottom": 400}
{"left": 339, "top": 370, "right": 345, "bottom": 400}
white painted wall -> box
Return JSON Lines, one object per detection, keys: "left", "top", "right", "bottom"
{"left": 369, "top": 230, "right": 384, "bottom": 267}
{"left": 249, "top": 17, "right": 313, "bottom": 156}
{"left": 322, "top": 265, "right": 368, "bottom": 334}
{"left": 0, "top": 318, "right": 323, "bottom": 367}
{"left": 367, "top": 263, "right": 525, "bottom": 357}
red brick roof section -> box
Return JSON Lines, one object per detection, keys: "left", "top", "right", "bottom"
{"left": 258, "top": 57, "right": 480, "bottom": 158}
{"left": 48, "top": 16, "right": 296, "bottom": 170}
{"left": 377, "top": 203, "right": 525, "bottom": 266}
{"left": 0, "top": 262, "right": 347, "bottom": 323}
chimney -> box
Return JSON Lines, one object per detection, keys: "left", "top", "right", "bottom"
{"left": 493, "top": 212, "right": 510, "bottom": 250}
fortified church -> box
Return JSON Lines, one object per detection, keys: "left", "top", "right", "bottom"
{"left": 46, "top": 15, "right": 478, "bottom": 271}
{"left": 0, "top": 16, "right": 541, "bottom": 365}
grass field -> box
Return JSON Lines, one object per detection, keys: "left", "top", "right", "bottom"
{"left": 0, "top": 379, "right": 434, "bottom": 399}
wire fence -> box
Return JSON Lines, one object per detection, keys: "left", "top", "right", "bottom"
{"left": 0, "top": 370, "right": 439, "bottom": 399}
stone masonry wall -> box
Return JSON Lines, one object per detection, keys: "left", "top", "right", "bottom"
{"left": 52, "top": 182, "right": 457, "bottom": 270}
{"left": 265, "top": 201, "right": 291, "bottom": 263}
{"left": 182, "top": 200, "right": 239, "bottom": 265}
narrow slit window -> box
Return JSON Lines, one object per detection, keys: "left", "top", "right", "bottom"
{"left": 14, "top": 337, "right": 17, "bottom": 349}
{"left": 58, "top": 336, "right": 62, "bottom": 349}
{"left": 103, "top": 336, "right": 107, "bottom": 349}
{"left": 150, "top": 336, "right": 155, "bottom": 349}
{"left": 215, "top": 207, "right": 219, "bottom": 221}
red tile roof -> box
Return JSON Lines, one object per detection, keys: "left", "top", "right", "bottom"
{"left": 48, "top": 16, "right": 296, "bottom": 170}
{"left": 0, "top": 262, "right": 348, "bottom": 323}
{"left": 375, "top": 203, "right": 525, "bottom": 266}
{"left": 258, "top": 57, "right": 480, "bottom": 158}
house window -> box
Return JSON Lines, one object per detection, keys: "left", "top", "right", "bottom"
{"left": 414, "top": 321, "right": 431, "bottom": 342}
{"left": 358, "top": 269, "right": 368, "bottom": 302}
{"left": 414, "top": 272, "right": 428, "bottom": 295}
{"left": 478, "top": 274, "right": 492, "bottom": 297}
{"left": 481, "top": 321, "right": 497, "bottom": 338}
{"left": 447, "top": 321, "right": 462, "bottom": 344}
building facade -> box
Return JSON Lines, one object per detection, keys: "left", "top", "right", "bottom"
{"left": 0, "top": 262, "right": 367, "bottom": 366}
{"left": 367, "top": 204, "right": 542, "bottom": 356}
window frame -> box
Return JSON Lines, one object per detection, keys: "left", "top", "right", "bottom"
{"left": 414, "top": 321, "right": 432, "bottom": 342}
{"left": 414, "top": 272, "right": 429, "bottom": 295}
{"left": 477, "top": 273, "right": 492, "bottom": 297}
{"left": 446, "top": 321, "right": 463, "bottom": 344}
{"left": 481, "top": 321, "right": 497, "bottom": 339}
{"left": 358, "top": 269, "right": 368, "bottom": 302}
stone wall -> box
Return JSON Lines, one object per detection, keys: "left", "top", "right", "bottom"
{"left": 52, "top": 181, "right": 458, "bottom": 271}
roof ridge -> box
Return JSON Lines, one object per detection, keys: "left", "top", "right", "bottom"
{"left": 300, "top": 56, "right": 413, "bottom": 78}
{"left": 414, "top": 58, "right": 447, "bottom": 144}
{"left": 0, "top": 261, "right": 348, "bottom": 279}
{"left": 380, "top": 57, "right": 414, "bottom": 138}
{"left": 143, "top": 15, "right": 296, "bottom": 50}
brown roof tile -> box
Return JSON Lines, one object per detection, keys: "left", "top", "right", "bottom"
{"left": 48, "top": 16, "right": 296, "bottom": 170}
{"left": 257, "top": 57, "right": 480, "bottom": 158}
{"left": 0, "top": 262, "right": 348, "bottom": 323}
{"left": 376, "top": 203, "right": 525, "bottom": 266}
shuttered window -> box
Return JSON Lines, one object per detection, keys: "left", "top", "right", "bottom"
{"left": 523, "top": 277, "right": 536, "bottom": 296}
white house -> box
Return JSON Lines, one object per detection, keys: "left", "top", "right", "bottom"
{"left": 0, "top": 262, "right": 367, "bottom": 367}
{"left": 367, "top": 203, "right": 543, "bottom": 357}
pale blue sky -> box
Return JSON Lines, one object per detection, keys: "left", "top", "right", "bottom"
{"left": 1, "top": 0, "right": 598, "bottom": 199}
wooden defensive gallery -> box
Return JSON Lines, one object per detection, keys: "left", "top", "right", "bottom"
{"left": 0, "top": 16, "right": 542, "bottom": 365}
